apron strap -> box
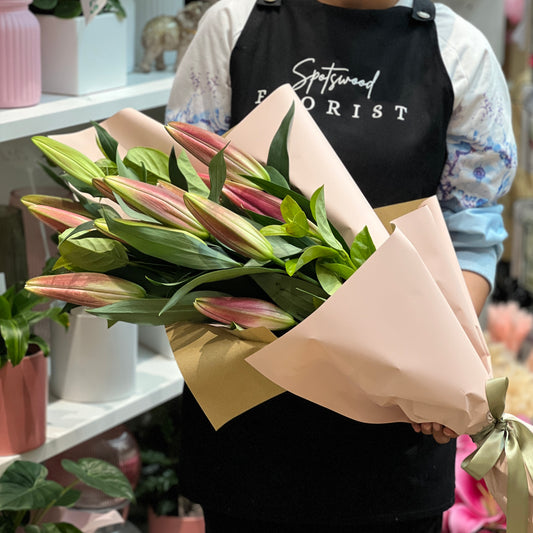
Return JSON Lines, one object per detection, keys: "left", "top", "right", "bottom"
{"left": 256, "top": 0, "right": 282, "bottom": 6}
{"left": 412, "top": 0, "right": 435, "bottom": 21}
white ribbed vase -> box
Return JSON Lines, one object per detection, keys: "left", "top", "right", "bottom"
{"left": 0, "top": 0, "right": 41, "bottom": 108}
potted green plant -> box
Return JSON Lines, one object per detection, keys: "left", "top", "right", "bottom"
{"left": 0, "top": 283, "right": 69, "bottom": 455}
{"left": 29, "top": 0, "right": 130, "bottom": 96}
{"left": 0, "top": 457, "right": 135, "bottom": 532}
{"left": 29, "top": 0, "right": 125, "bottom": 18}
{"left": 128, "top": 397, "right": 204, "bottom": 533}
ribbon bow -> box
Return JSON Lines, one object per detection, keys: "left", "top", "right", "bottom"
{"left": 462, "top": 377, "right": 533, "bottom": 533}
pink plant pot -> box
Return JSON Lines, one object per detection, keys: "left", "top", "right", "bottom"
{"left": 148, "top": 507, "right": 205, "bottom": 533}
{"left": 0, "top": 350, "right": 48, "bottom": 455}
{"left": 0, "top": 0, "right": 41, "bottom": 108}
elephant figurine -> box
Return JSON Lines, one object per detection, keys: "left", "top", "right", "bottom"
{"left": 139, "top": 0, "right": 218, "bottom": 73}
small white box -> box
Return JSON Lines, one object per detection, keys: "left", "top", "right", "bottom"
{"left": 37, "top": 13, "right": 127, "bottom": 96}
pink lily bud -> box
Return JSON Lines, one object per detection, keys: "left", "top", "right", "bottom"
{"left": 25, "top": 273, "right": 146, "bottom": 308}
{"left": 27, "top": 205, "right": 92, "bottom": 233}
{"left": 223, "top": 181, "right": 284, "bottom": 221}
{"left": 103, "top": 176, "right": 209, "bottom": 239}
{"left": 21, "top": 194, "right": 92, "bottom": 217}
{"left": 165, "top": 122, "right": 270, "bottom": 183}
{"left": 183, "top": 192, "right": 276, "bottom": 262}
{"left": 194, "top": 296, "right": 297, "bottom": 331}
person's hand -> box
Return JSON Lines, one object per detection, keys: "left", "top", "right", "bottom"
{"left": 411, "top": 422, "right": 458, "bottom": 444}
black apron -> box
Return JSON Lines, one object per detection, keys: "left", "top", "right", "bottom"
{"left": 180, "top": 0, "right": 456, "bottom": 525}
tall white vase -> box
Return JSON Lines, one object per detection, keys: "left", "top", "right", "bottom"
{"left": 133, "top": 0, "right": 184, "bottom": 71}
{"left": 50, "top": 307, "right": 138, "bottom": 402}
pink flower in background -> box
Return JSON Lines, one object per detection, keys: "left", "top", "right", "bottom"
{"left": 505, "top": 0, "right": 525, "bottom": 25}
{"left": 443, "top": 435, "right": 506, "bottom": 533}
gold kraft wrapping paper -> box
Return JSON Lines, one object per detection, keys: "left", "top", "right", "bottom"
{"left": 51, "top": 85, "right": 531, "bottom": 528}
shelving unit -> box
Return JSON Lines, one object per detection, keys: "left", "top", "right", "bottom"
{"left": 0, "top": 71, "right": 180, "bottom": 475}
{"left": 0, "top": 347, "right": 183, "bottom": 475}
{"left": 0, "top": 70, "right": 175, "bottom": 142}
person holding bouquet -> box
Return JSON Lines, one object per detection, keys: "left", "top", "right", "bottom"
{"left": 165, "top": 0, "right": 517, "bottom": 531}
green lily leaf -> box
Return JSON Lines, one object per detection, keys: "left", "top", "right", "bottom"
{"left": 62, "top": 458, "right": 135, "bottom": 502}
{"left": 91, "top": 121, "right": 119, "bottom": 161}
{"left": 88, "top": 291, "right": 224, "bottom": 325}
{"left": 58, "top": 232, "right": 130, "bottom": 273}
{"left": 315, "top": 262, "right": 343, "bottom": 296}
{"left": 252, "top": 272, "right": 327, "bottom": 321}
{"left": 31, "top": 0, "right": 57, "bottom": 9}
{"left": 280, "top": 196, "right": 309, "bottom": 238}
{"left": 318, "top": 261, "right": 355, "bottom": 280}
{"left": 310, "top": 186, "right": 344, "bottom": 250}
{"left": 168, "top": 147, "right": 188, "bottom": 190}
{"left": 115, "top": 153, "right": 140, "bottom": 182}
{"left": 109, "top": 192, "right": 159, "bottom": 224}
{"left": 350, "top": 225, "right": 376, "bottom": 268}
{"left": 160, "top": 266, "right": 285, "bottom": 314}
{"left": 177, "top": 151, "right": 209, "bottom": 197}
{"left": 285, "top": 245, "right": 340, "bottom": 276}
{"left": 208, "top": 145, "right": 228, "bottom": 203}
{"left": 95, "top": 158, "right": 118, "bottom": 177}
{"left": 267, "top": 102, "right": 294, "bottom": 181}
{"left": 265, "top": 166, "right": 290, "bottom": 189}
{"left": 124, "top": 147, "right": 170, "bottom": 184}
{"left": 0, "top": 462, "right": 63, "bottom": 511}
{"left": 105, "top": 215, "right": 241, "bottom": 271}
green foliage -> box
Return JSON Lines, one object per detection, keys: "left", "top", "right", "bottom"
{"left": 0, "top": 285, "right": 69, "bottom": 368}
{"left": 0, "top": 458, "right": 134, "bottom": 532}
{"left": 30, "top": 0, "right": 125, "bottom": 19}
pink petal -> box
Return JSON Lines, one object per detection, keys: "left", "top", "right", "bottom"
{"left": 447, "top": 503, "right": 505, "bottom": 533}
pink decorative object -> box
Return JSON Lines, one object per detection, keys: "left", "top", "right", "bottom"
{"left": 505, "top": 0, "right": 525, "bottom": 26}
{"left": 0, "top": 350, "right": 47, "bottom": 455}
{"left": 0, "top": 0, "right": 41, "bottom": 108}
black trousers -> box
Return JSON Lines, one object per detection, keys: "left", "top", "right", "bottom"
{"left": 203, "top": 508, "right": 443, "bottom": 533}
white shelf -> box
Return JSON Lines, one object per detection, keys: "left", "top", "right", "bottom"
{"left": 0, "top": 346, "right": 183, "bottom": 475}
{"left": 0, "top": 70, "right": 175, "bottom": 143}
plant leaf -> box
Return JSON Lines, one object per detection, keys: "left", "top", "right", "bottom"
{"left": 124, "top": 147, "right": 170, "bottom": 184}
{"left": 168, "top": 147, "right": 188, "bottom": 190}
{"left": 267, "top": 102, "right": 294, "bottom": 181}
{"left": 252, "top": 272, "right": 327, "bottom": 321}
{"left": 177, "top": 151, "right": 209, "bottom": 197}
{"left": 160, "top": 266, "right": 285, "bottom": 314}
{"left": 208, "top": 145, "right": 227, "bottom": 203}
{"left": 105, "top": 215, "right": 241, "bottom": 271}
{"left": 285, "top": 246, "right": 340, "bottom": 276}
{"left": 0, "top": 316, "right": 29, "bottom": 366}
{"left": 91, "top": 121, "right": 118, "bottom": 161}
{"left": 61, "top": 458, "right": 134, "bottom": 502}
{"left": 315, "top": 262, "right": 343, "bottom": 296}
{"left": 0, "top": 461, "right": 63, "bottom": 511}
{"left": 350, "top": 225, "right": 376, "bottom": 268}
{"left": 310, "top": 186, "right": 344, "bottom": 250}
{"left": 87, "top": 291, "right": 224, "bottom": 325}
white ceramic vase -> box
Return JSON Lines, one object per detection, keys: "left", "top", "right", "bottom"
{"left": 50, "top": 307, "right": 138, "bottom": 402}
{"left": 37, "top": 12, "right": 128, "bottom": 95}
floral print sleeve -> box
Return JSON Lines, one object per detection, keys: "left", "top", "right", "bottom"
{"left": 165, "top": 0, "right": 255, "bottom": 135}
{"left": 436, "top": 5, "right": 517, "bottom": 287}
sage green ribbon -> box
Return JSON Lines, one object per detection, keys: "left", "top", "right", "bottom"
{"left": 461, "top": 377, "right": 533, "bottom": 533}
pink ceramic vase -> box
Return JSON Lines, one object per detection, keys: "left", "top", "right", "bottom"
{"left": 0, "top": 349, "right": 48, "bottom": 455}
{"left": 0, "top": 0, "right": 41, "bottom": 108}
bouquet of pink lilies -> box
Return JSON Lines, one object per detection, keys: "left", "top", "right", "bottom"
{"left": 24, "top": 105, "right": 374, "bottom": 333}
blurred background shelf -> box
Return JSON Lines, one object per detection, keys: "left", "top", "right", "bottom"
{"left": 0, "top": 70, "right": 174, "bottom": 143}
{"left": 0, "top": 346, "right": 183, "bottom": 475}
